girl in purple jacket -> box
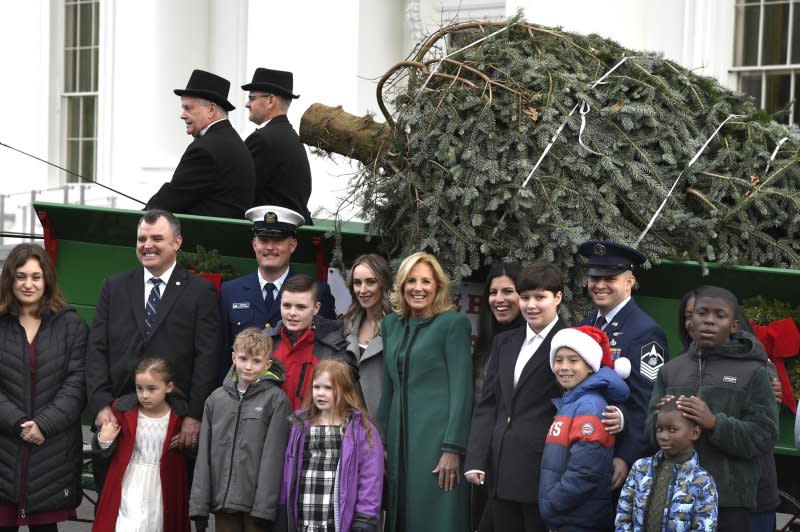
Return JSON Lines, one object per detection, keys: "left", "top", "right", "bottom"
{"left": 279, "top": 359, "right": 384, "bottom": 532}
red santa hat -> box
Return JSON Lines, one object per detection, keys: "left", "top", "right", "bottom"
{"left": 549, "top": 325, "right": 631, "bottom": 379}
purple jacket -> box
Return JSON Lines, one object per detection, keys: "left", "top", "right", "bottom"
{"left": 280, "top": 409, "right": 384, "bottom": 532}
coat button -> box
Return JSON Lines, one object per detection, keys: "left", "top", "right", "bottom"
{"left": 507, "top": 416, "right": 511, "bottom": 424}
{"left": 265, "top": 323, "right": 271, "bottom": 328}
{"left": 236, "top": 321, "right": 241, "bottom": 326}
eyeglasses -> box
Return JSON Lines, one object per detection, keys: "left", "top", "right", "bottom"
{"left": 247, "top": 94, "right": 274, "bottom": 102}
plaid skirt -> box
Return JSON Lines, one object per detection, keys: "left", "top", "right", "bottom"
{"left": 299, "top": 424, "right": 343, "bottom": 532}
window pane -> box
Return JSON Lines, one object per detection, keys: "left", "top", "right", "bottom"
{"left": 793, "top": 2, "right": 800, "bottom": 63}
{"left": 735, "top": 5, "right": 760, "bottom": 66}
{"left": 762, "top": 3, "right": 790, "bottom": 65}
{"left": 93, "top": 2, "right": 99, "bottom": 45}
{"left": 64, "top": 4, "right": 76, "bottom": 47}
{"left": 81, "top": 96, "right": 96, "bottom": 137}
{"left": 67, "top": 97, "right": 81, "bottom": 138}
{"left": 795, "top": 74, "right": 800, "bottom": 123}
{"left": 741, "top": 74, "right": 763, "bottom": 105}
{"left": 79, "top": 1, "right": 93, "bottom": 46}
{"left": 765, "top": 73, "right": 791, "bottom": 121}
{"left": 79, "top": 49, "right": 92, "bottom": 92}
{"left": 64, "top": 50, "right": 76, "bottom": 92}
{"left": 66, "top": 140, "right": 80, "bottom": 179}
{"left": 91, "top": 48, "right": 98, "bottom": 91}
{"left": 81, "top": 140, "right": 95, "bottom": 180}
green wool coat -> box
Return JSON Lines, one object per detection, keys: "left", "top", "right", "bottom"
{"left": 377, "top": 310, "right": 473, "bottom": 532}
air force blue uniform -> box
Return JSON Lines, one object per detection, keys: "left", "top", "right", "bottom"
{"left": 579, "top": 300, "right": 667, "bottom": 465}
{"left": 577, "top": 239, "right": 668, "bottom": 466}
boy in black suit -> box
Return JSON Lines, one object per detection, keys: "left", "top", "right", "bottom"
{"left": 464, "top": 261, "right": 567, "bottom": 532}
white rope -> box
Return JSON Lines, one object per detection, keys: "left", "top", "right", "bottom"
{"left": 764, "top": 136, "right": 789, "bottom": 176}
{"left": 635, "top": 114, "right": 741, "bottom": 246}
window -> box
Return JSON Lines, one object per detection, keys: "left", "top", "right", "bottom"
{"left": 733, "top": 0, "right": 800, "bottom": 123}
{"left": 63, "top": 0, "right": 99, "bottom": 182}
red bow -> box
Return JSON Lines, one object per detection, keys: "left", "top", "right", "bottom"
{"left": 750, "top": 318, "right": 799, "bottom": 413}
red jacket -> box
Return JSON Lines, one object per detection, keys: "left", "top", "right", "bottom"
{"left": 92, "top": 396, "right": 190, "bottom": 532}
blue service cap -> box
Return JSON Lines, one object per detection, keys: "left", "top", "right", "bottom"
{"left": 245, "top": 205, "right": 304, "bottom": 237}
{"left": 577, "top": 240, "right": 647, "bottom": 276}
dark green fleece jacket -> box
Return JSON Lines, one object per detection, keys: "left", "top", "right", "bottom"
{"left": 646, "top": 331, "right": 778, "bottom": 510}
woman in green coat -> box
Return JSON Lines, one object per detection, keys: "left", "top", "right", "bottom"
{"left": 377, "top": 252, "right": 473, "bottom": 532}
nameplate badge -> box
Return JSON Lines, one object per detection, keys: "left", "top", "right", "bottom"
{"left": 232, "top": 302, "right": 251, "bottom": 309}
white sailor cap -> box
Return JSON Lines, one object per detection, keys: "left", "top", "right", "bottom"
{"left": 245, "top": 205, "right": 305, "bottom": 237}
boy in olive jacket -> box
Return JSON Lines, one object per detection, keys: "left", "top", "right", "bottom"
{"left": 646, "top": 286, "right": 777, "bottom": 532}
{"left": 190, "top": 328, "right": 291, "bottom": 531}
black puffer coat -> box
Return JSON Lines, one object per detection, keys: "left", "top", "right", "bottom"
{"left": 0, "top": 307, "right": 88, "bottom": 514}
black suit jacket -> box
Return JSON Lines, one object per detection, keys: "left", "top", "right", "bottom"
{"left": 245, "top": 115, "right": 312, "bottom": 224}
{"left": 85, "top": 265, "right": 221, "bottom": 420}
{"left": 464, "top": 318, "right": 566, "bottom": 503}
{"left": 147, "top": 120, "right": 255, "bottom": 219}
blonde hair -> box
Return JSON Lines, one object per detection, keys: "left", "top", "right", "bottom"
{"left": 232, "top": 327, "right": 273, "bottom": 359}
{"left": 303, "top": 359, "right": 376, "bottom": 445}
{"left": 390, "top": 252, "right": 453, "bottom": 318}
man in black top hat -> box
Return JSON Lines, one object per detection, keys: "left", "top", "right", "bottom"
{"left": 241, "top": 68, "right": 313, "bottom": 224}
{"left": 577, "top": 240, "right": 668, "bottom": 491}
{"left": 146, "top": 69, "right": 255, "bottom": 219}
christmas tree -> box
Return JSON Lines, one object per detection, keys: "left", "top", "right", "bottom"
{"left": 300, "top": 18, "right": 800, "bottom": 312}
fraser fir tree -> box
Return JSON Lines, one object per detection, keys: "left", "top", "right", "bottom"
{"left": 301, "top": 17, "right": 800, "bottom": 314}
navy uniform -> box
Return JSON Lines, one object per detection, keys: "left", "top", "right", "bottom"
{"left": 577, "top": 240, "right": 667, "bottom": 467}
{"left": 219, "top": 205, "right": 335, "bottom": 380}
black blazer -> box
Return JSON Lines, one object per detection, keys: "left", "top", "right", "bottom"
{"left": 85, "top": 265, "right": 221, "bottom": 421}
{"left": 147, "top": 120, "right": 255, "bottom": 219}
{"left": 245, "top": 114, "right": 312, "bottom": 224}
{"left": 464, "top": 318, "right": 566, "bottom": 504}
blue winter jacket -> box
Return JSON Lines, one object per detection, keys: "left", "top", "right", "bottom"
{"left": 615, "top": 449, "right": 718, "bottom": 531}
{"left": 539, "top": 367, "right": 630, "bottom": 531}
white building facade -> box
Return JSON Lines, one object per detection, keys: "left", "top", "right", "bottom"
{"left": 0, "top": 0, "right": 793, "bottom": 239}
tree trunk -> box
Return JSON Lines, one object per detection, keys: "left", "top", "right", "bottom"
{"left": 299, "top": 103, "right": 391, "bottom": 167}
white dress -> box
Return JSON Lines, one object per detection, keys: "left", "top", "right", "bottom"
{"left": 115, "top": 408, "right": 170, "bottom": 532}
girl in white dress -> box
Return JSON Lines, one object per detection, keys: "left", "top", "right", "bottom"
{"left": 92, "top": 358, "right": 190, "bottom": 532}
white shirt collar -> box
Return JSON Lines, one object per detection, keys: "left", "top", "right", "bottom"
{"left": 598, "top": 296, "right": 632, "bottom": 324}
{"left": 255, "top": 118, "right": 272, "bottom": 129}
{"left": 144, "top": 261, "right": 176, "bottom": 286}
{"left": 199, "top": 117, "right": 226, "bottom": 136}
{"left": 525, "top": 315, "right": 559, "bottom": 342}
{"left": 258, "top": 267, "right": 290, "bottom": 291}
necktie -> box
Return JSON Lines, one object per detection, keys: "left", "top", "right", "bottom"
{"left": 145, "top": 278, "right": 163, "bottom": 334}
{"left": 264, "top": 282, "right": 276, "bottom": 308}
{"left": 594, "top": 315, "right": 607, "bottom": 329}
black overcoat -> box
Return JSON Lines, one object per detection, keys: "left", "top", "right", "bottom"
{"left": 245, "top": 115, "right": 312, "bottom": 223}
{"left": 147, "top": 120, "right": 255, "bottom": 219}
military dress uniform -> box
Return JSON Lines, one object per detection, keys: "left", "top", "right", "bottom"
{"left": 578, "top": 240, "right": 668, "bottom": 467}
{"left": 218, "top": 206, "right": 335, "bottom": 381}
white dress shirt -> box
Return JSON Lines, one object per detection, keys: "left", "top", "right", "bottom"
{"left": 514, "top": 316, "right": 559, "bottom": 386}
{"left": 143, "top": 262, "right": 176, "bottom": 307}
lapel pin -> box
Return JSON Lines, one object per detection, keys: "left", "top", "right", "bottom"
{"left": 613, "top": 331, "right": 623, "bottom": 336}
{"left": 175, "top": 281, "right": 181, "bottom": 286}
{"left": 610, "top": 339, "right": 617, "bottom": 346}
{"left": 611, "top": 322, "right": 618, "bottom": 327}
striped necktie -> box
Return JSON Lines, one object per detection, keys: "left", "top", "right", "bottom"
{"left": 145, "top": 278, "right": 163, "bottom": 334}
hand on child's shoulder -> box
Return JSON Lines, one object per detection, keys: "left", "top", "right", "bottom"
{"left": 98, "top": 421, "right": 121, "bottom": 442}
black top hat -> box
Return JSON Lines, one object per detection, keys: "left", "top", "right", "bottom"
{"left": 174, "top": 69, "right": 236, "bottom": 111}
{"left": 578, "top": 240, "right": 647, "bottom": 276}
{"left": 241, "top": 68, "right": 300, "bottom": 99}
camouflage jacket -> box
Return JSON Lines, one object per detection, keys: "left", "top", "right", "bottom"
{"left": 615, "top": 450, "right": 718, "bottom": 532}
